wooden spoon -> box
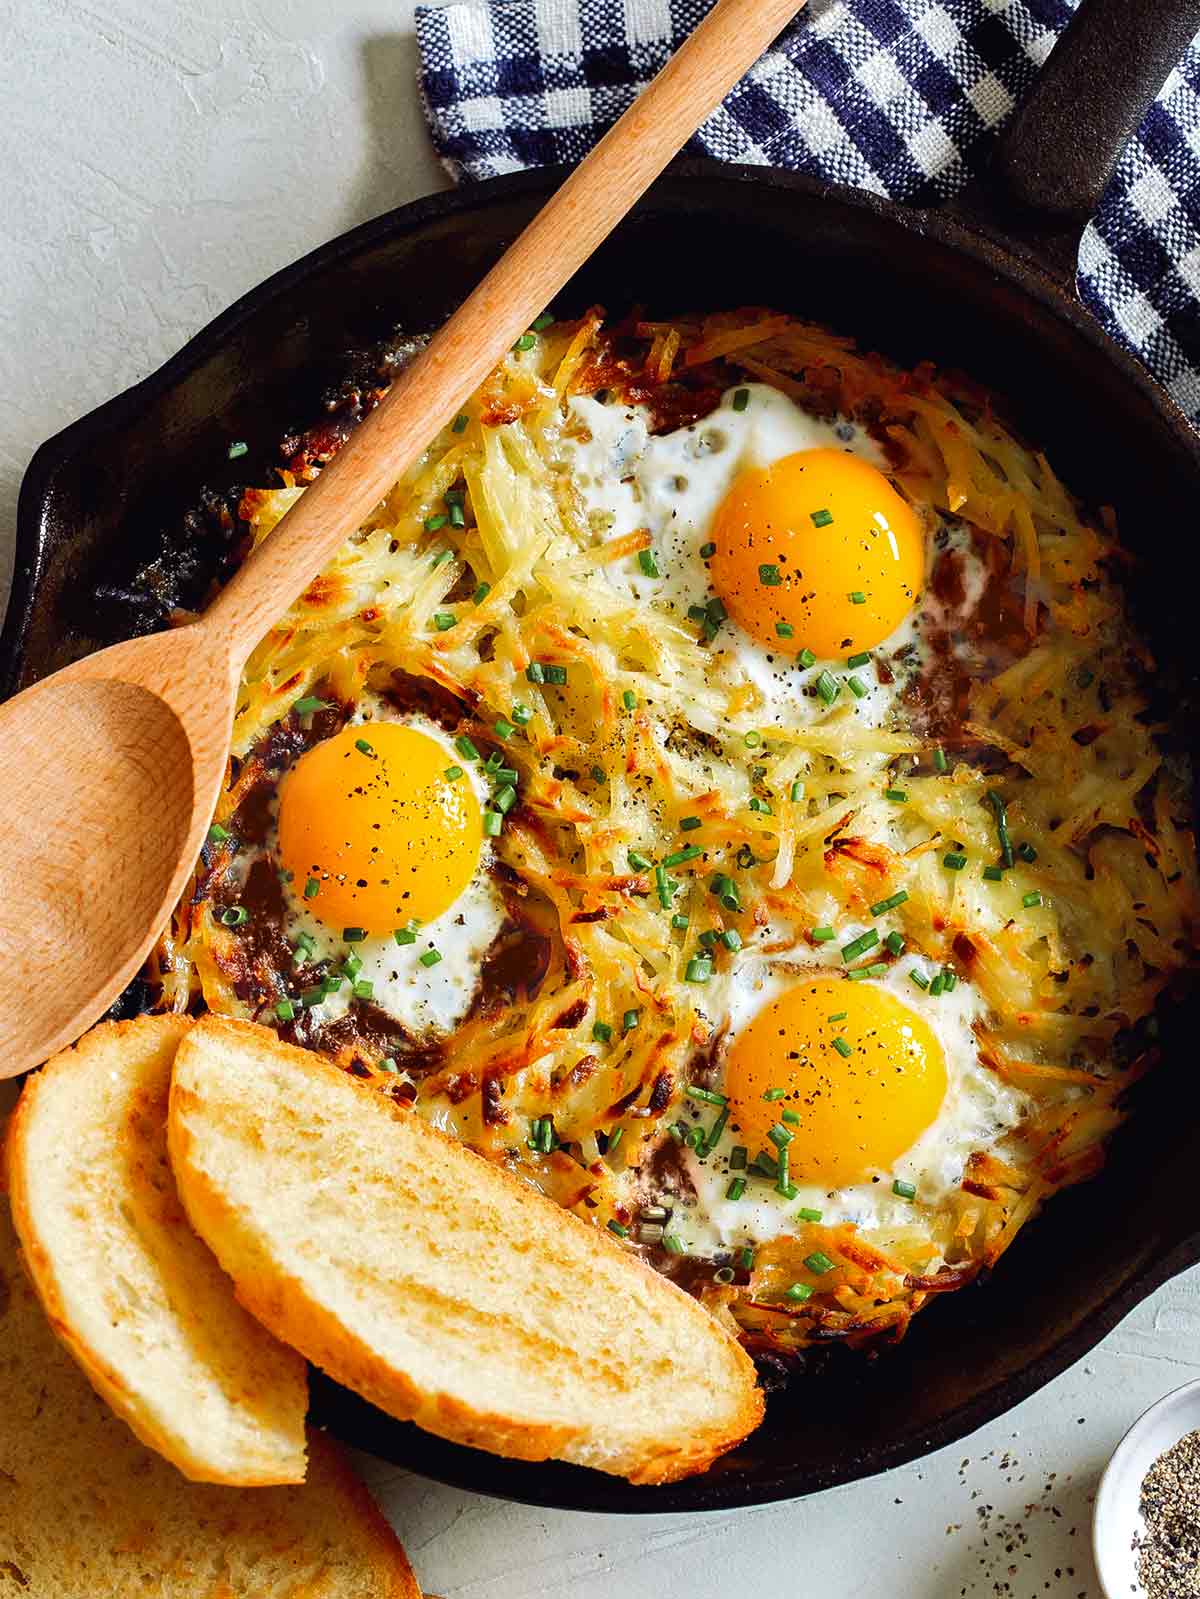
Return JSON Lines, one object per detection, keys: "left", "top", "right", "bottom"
{"left": 0, "top": 0, "right": 804, "bottom": 1079}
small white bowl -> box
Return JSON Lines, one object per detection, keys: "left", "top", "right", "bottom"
{"left": 1094, "top": 1376, "right": 1200, "bottom": 1597}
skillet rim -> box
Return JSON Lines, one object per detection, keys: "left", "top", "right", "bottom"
{"left": 7, "top": 158, "right": 1200, "bottom": 1514}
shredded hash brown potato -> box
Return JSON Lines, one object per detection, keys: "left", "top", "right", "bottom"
{"left": 148, "top": 308, "right": 1199, "bottom": 1354}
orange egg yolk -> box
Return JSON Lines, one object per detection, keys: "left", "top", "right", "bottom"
{"left": 707, "top": 449, "right": 924, "bottom": 658}
{"left": 724, "top": 976, "right": 947, "bottom": 1187}
{"left": 276, "top": 722, "right": 482, "bottom": 934}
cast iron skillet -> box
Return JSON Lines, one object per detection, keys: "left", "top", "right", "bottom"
{"left": 8, "top": 0, "right": 1200, "bottom": 1515}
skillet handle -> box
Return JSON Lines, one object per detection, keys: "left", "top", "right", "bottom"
{"left": 948, "top": 0, "right": 1200, "bottom": 284}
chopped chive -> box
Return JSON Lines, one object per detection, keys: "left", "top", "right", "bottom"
{"left": 790, "top": 780, "right": 806, "bottom": 802}
{"left": 1023, "top": 890, "right": 1043, "bottom": 908}
{"left": 815, "top": 670, "right": 840, "bottom": 704}
{"left": 797, "top": 1206, "right": 823, "bottom": 1223}
{"left": 623, "top": 1009, "right": 640, "bottom": 1032}
{"left": 450, "top": 501, "right": 467, "bottom": 528}
{"left": 758, "top": 563, "right": 783, "bottom": 587}
{"left": 762, "top": 1087, "right": 786, "bottom": 1102}
{"left": 444, "top": 764, "right": 464, "bottom": 781}
{"left": 726, "top": 1176, "right": 747, "bottom": 1201}
{"left": 942, "top": 968, "right": 958, "bottom": 992}
{"left": 786, "top": 1282, "right": 814, "bottom": 1303}
{"left": 943, "top": 851, "right": 967, "bottom": 870}
{"left": 811, "top": 926, "right": 836, "bottom": 942}
{"left": 798, "top": 648, "right": 816, "bottom": 669}
{"left": 304, "top": 877, "right": 320, "bottom": 899}
{"left": 219, "top": 906, "right": 249, "bottom": 927}
{"left": 424, "top": 513, "right": 448, "bottom": 532}
{"left": 591, "top": 765, "right": 605, "bottom": 782}
{"left": 455, "top": 735, "right": 479, "bottom": 761}
{"left": 885, "top": 931, "right": 906, "bottom": 956}
{"left": 352, "top": 979, "right": 374, "bottom": 1000}
{"left": 680, "top": 815, "right": 702, "bottom": 832}
{"left": 343, "top": 927, "right": 367, "bottom": 942}
{"left": 662, "top": 845, "right": 702, "bottom": 868}
{"left": 473, "top": 581, "right": 491, "bottom": 604}
{"left": 775, "top": 1150, "right": 792, "bottom": 1197}
{"left": 628, "top": 849, "right": 651, "bottom": 871}
{"left": 482, "top": 811, "right": 503, "bottom": 837}
{"left": 525, "top": 662, "right": 544, "bottom": 684}
{"left": 699, "top": 541, "right": 717, "bottom": 559}
{"left": 493, "top": 785, "right": 518, "bottom": 815}
{"left": 698, "top": 930, "right": 719, "bottom": 948}
{"left": 720, "top": 928, "right": 742, "bottom": 952}
{"left": 419, "top": 948, "right": 443, "bottom": 968}
{"left": 910, "top": 969, "right": 930, "bottom": 990}
{"left": 729, "top": 1145, "right": 748, "bottom": 1170}
{"left": 1017, "top": 841, "right": 1038, "bottom": 863}
{"left": 933, "top": 746, "right": 949, "bottom": 773}
{"left": 805, "top": 1251, "right": 835, "bottom": 1274}
{"left": 451, "top": 412, "right": 469, "bottom": 433}
{"left": 622, "top": 689, "right": 637, "bottom": 711}
{"left": 662, "top": 1234, "right": 685, "bottom": 1255}
{"left": 378, "top": 1058, "right": 399, "bottom": 1074}
{"left": 982, "top": 864, "right": 1004, "bottom": 881}
{"left": 532, "top": 311, "right": 554, "bottom": 331}
{"left": 511, "top": 703, "right": 533, "bottom": 727}
{"left": 543, "top": 664, "right": 568, "bottom": 685}
{"left": 775, "top": 621, "right": 795, "bottom": 638}
{"left": 227, "top": 439, "right": 249, "bottom": 459}
{"left": 685, "top": 1085, "right": 727, "bottom": 1107}
{"left": 847, "top": 675, "right": 868, "bottom": 699}
{"left": 849, "top": 591, "right": 866, "bottom": 605}
{"left": 637, "top": 549, "right": 660, "bottom": 579}
{"left": 841, "top": 928, "right": 879, "bottom": 962}
{"left": 671, "top": 913, "right": 690, "bottom": 930}
{"left": 781, "top": 1108, "right": 800, "bottom": 1124}
{"left": 342, "top": 951, "right": 363, "bottom": 979}
{"left": 744, "top": 730, "right": 762, "bottom": 748}
{"left": 810, "top": 508, "right": 834, "bottom": 528}
{"left": 831, "top": 1035, "right": 852, "bottom": 1057}
{"left": 394, "top": 926, "right": 417, "bottom": 945}
{"left": 848, "top": 962, "right": 889, "bottom": 980}
{"left": 870, "top": 889, "right": 909, "bottom": 916}
{"left": 275, "top": 998, "right": 295, "bottom": 1021}
{"left": 607, "top": 1126, "right": 624, "bottom": 1156}
{"left": 592, "top": 1020, "right": 613, "bottom": 1044}
{"left": 892, "top": 1179, "right": 917, "bottom": 1200}
{"left": 607, "top": 1220, "right": 630, "bottom": 1238}
{"left": 685, "top": 956, "right": 713, "bottom": 984}
{"left": 732, "top": 387, "right": 750, "bottom": 412}
{"left": 354, "top": 738, "right": 374, "bottom": 755}
{"left": 513, "top": 332, "right": 536, "bottom": 351}
{"left": 207, "top": 822, "right": 231, "bottom": 844}
{"left": 768, "top": 1123, "right": 793, "bottom": 1149}
{"left": 884, "top": 788, "right": 908, "bottom": 803}
{"left": 829, "top": 1011, "right": 848, "bottom": 1022}
{"left": 433, "top": 611, "right": 456, "bottom": 631}
{"left": 929, "top": 972, "right": 946, "bottom": 996}
{"left": 293, "top": 696, "right": 330, "bottom": 716}
{"left": 430, "top": 547, "right": 452, "bottom": 567}
{"left": 493, "top": 717, "right": 516, "bottom": 740}
{"left": 846, "top": 651, "right": 871, "bottom": 668}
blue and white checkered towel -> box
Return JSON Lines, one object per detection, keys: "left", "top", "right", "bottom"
{"left": 416, "top": 0, "right": 1200, "bottom": 423}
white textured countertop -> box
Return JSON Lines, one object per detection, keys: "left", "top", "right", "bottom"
{"left": 3, "top": 3, "right": 1197, "bottom": 1594}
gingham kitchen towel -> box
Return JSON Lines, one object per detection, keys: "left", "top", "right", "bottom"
{"left": 416, "top": 0, "right": 1200, "bottom": 422}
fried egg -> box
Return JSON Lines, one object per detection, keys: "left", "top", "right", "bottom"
{"left": 267, "top": 707, "right": 507, "bottom": 1039}
{"left": 670, "top": 949, "right": 1027, "bottom": 1254}
{"left": 561, "top": 383, "right": 928, "bottom": 728}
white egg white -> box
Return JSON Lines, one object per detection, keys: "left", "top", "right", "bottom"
{"left": 665, "top": 946, "right": 1028, "bottom": 1258}
{"left": 560, "top": 383, "right": 916, "bottom": 729}
{"left": 267, "top": 705, "right": 509, "bottom": 1040}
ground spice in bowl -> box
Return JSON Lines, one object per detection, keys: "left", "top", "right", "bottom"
{"left": 1137, "top": 1429, "right": 1200, "bottom": 1597}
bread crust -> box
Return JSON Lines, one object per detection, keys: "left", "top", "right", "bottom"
{"left": 169, "top": 1016, "right": 764, "bottom": 1485}
{"left": 6, "top": 1015, "right": 308, "bottom": 1487}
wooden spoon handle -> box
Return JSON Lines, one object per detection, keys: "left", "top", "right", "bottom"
{"left": 202, "top": 0, "right": 804, "bottom": 659}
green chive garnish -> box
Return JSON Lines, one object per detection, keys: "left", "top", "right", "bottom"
{"left": 433, "top": 611, "right": 456, "bottom": 631}
{"left": 607, "top": 1220, "right": 629, "bottom": 1238}
{"left": 452, "top": 413, "right": 469, "bottom": 433}
{"left": 342, "top": 927, "right": 366, "bottom": 942}
{"left": 637, "top": 549, "right": 660, "bottom": 578}
{"left": 680, "top": 815, "right": 702, "bottom": 832}
{"left": 762, "top": 1087, "right": 786, "bottom": 1102}
{"left": 482, "top": 811, "right": 503, "bottom": 837}
{"left": 699, "top": 541, "right": 716, "bottom": 559}
{"left": 662, "top": 1235, "right": 684, "bottom": 1255}
{"left": 798, "top": 648, "right": 816, "bottom": 669}
{"left": 811, "top": 508, "right": 834, "bottom": 528}
{"left": 473, "top": 581, "right": 491, "bottom": 604}
{"left": 841, "top": 928, "right": 879, "bottom": 962}
{"left": 622, "top": 689, "right": 637, "bottom": 712}
{"left": 532, "top": 311, "right": 554, "bottom": 331}
{"left": 910, "top": 969, "right": 930, "bottom": 990}
{"left": 424, "top": 513, "right": 448, "bottom": 532}
{"left": 354, "top": 738, "right": 374, "bottom": 755}
{"left": 805, "top": 1251, "right": 835, "bottom": 1274}
{"left": 870, "top": 889, "right": 908, "bottom": 916}
{"left": 983, "top": 864, "right": 1004, "bottom": 881}
{"left": 1017, "top": 842, "right": 1037, "bottom": 863}
{"left": 592, "top": 1020, "right": 613, "bottom": 1043}
{"left": 685, "top": 956, "right": 713, "bottom": 983}
{"left": 623, "top": 1009, "right": 640, "bottom": 1032}
{"left": 227, "top": 440, "right": 248, "bottom": 459}
{"left": 1023, "top": 890, "right": 1043, "bottom": 907}
{"left": 892, "top": 1179, "right": 917, "bottom": 1200}
{"left": 275, "top": 998, "right": 295, "bottom": 1021}
{"left": 732, "top": 387, "right": 750, "bottom": 412}
{"left": 686, "top": 1085, "right": 727, "bottom": 1107}
{"left": 847, "top": 674, "right": 868, "bottom": 699}
{"left": 607, "top": 1126, "right": 624, "bottom": 1156}
{"left": 219, "top": 906, "right": 248, "bottom": 927}
{"left": 933, "top": 746, "right": 949, "bottom": 773}
{"left": 394, "top": 926, "right": 417, "bottom": 945}
{"left": 455, "top": 735, "right": 479, "bottom": 761}
{"left": 493, "top": 717, "right": 515, "bottom": 740}
{"left": 885, "top": 931, "right": 905, "bottom": 956}
{"left": 815, "top": 670, "right": 839, "bottom": 704}
{"left": 790, "top": 780, "right": 806, "bottom": 802}
{"left": 207, "top": 822, "right": 230, "bottom": 844}
{"left": 758, "top": 563, "right": 783, "bottom": 587}
{"left": 943, "top": 851, "right": 967, "bottom": 871}
{"left": 293, "top": 696, "right": 330, "bottom": 715}
{"left": 831, "top": 1035, "right": 852, "bottom": 1057}
{"left": 811, "top": 926, "right": 836, "bottom": 942}
{"left": 720, "top": 929, "right": 742, "bottom": 952}
{"left": 419, "top": 948, "right": 443, "bottom": 968}
{"left": 304, "top": 877, "right": 320, "bottom": 899}
{"left": 847, "top": 651, "right": 871, "bottom": 668}
{"left": 849, "top": 591, "right": 866, "bottom": 604}
{"left": 786, "top": 1282, "right": 813, "bottom": 1302}
{"left": 662, "top": 845, "right": 702, "bottom": 868}
{"left": 671, "top": 913, "right": 689, "bottom": 930}
{"left": 797, "top": 1206, "right": 823, "bottom": 1222}
{"left": 513, "top": 332, "right": 536, "bottom": 351}
{"left": 884, "top": 788, "right": 907, "bottom": 803}
{"left": 729, "top": 1146, "right": 748, "bottom": 1169}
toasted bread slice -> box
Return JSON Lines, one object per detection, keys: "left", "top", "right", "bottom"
{"left": 0, "top": 1194, "right": 421, "bottom": 1598}
{"left": 168, "top": 1016, "right": 764, "bottom": 1485}
{"left": 6, "top": 1015, "right": 308, "bottom": 1486}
